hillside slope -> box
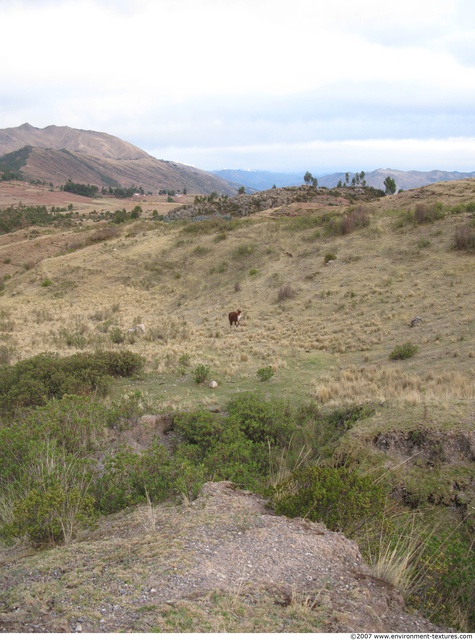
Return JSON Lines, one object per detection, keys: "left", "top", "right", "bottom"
{"left": 0, "top": 124, "right": 235, "bottom": 195}
{"left": 0, "top": 123, "right": 148, "bottom": 160}
{"left": 0, "top": 179, "right": 474, "bottom": 631}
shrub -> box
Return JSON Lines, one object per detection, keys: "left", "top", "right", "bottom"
{"left": 225, "top": 392, "right": 294, "bottom": 446}
{"left": 178, "top": 353, "right": 191, "bottom": 368}
{"left": 109, "top": 327, "right": 125, "bottom": 344}
{"left": 5, "top": 480, "right": 96, "bottom": 545}
{"left": 407, "top": 529, "right": 475, "bottom": 630}
{"left": 172, "top": 410, "right": 224, "bottom": 452}
{"left": 94, "top": 442, "right": 173, "bottom": 514}
{"left": 277, "top": 284, "right": 296, "bottom": 302}
{"left": 272, "top": 465, "right": 387, "bottom": 536}
{"left": 257, "top": 366, "right": 274, "bottom": 382}
{"left": 193, "top": 363, "right": 210, "bottom": 384}
{"left": 453, "top": 224, "right": 475, "bottom": 252}
{"left": 1, "top": 440, "right": 98, "bottom": 544}
{"left": 192, "top": 245, "right": 210, "bottom": 256}
{"left": 177, "top": 353, "right": 191, "bottom": 375}
{"left": 90, "top": 350, "right": 145, "bottom": 377}
{"left": 414, "top": 202, "right": 445, "bottom": 224}
{"left": 0, "top": 351, "right": 144, "bottom": 415}
{"left": 12, "top": 395, "right": 111, "bottom": 456}
{"left": 171, "top": 416, "right": 269, "bottom": 493}
{"left": 233, "top": 244, "right": 254, "bottom": 258}
{"left": 58, "top": 328, "right": 88, "bottom": 349}
{"left": 339, "top": 205, "right": 370, "bottom": 234}
{"left": 324, "top": 253, "right": 337, "bottom": 264}
{"left": 389, "top": 342, "right": 418, "bottom": 360}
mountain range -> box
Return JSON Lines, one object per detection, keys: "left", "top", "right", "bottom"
{"left": 0, "top": 124, "right": 235, "bottom": 195}
{"left": 1, "top": 123, "right": 474, "bottom": 196}
{"left": 212, "top": 167, "right": 475, "bottom": 193}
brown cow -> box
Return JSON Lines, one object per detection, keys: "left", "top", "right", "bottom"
{"left": 228, "top": 309, "right": 241, "bottom": 327}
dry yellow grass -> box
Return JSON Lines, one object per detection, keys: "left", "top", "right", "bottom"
{"left": 0, "top": 179, "right": 473, "bottom": 411}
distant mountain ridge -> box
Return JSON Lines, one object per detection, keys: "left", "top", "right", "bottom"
{"left": 0, "top": 123, "right": 149, "bottom": 160}
{"left": 0, "top": 124, "right": 235, "bottom": 195}
{"left": 212, "top": 168, "right": 475, "bottom": 192}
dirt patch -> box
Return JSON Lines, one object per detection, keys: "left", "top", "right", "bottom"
{"left": 0, "top": 181, "right": 93, "bottom": 209}
{"left": 0, "top": 482, "right": 446, "bottom": 633}
{"left": 373, "top": 429, "right": 475, "bottom": 464}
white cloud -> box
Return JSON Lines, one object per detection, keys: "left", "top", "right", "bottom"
{"left": 1, "top": 0, "right": 475, "bottom": 172}
{"left": 156, "top": 137, "right": 475, "bottom": 173}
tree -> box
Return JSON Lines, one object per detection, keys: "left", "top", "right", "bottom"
{"left": 384, "top": 176, "right": 397, "bottom": 195}
{"left": 345, "top": 172, "right": 349, "bottom": 185}
{"left": 304, "top": 172, "right": 318, "bottom": 188}
{"left": 238, "top": 186, "right": 246, "bottom": 195}
{"left": 130, "top": 205, "right": 142, "bottom": 219}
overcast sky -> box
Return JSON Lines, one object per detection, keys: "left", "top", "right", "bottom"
{"left": 2, "top": 0, "right": 475, "bottom": 174}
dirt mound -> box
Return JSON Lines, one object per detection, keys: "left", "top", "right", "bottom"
{"left": 0, "top": 482, "right": 445, "bottom": 633}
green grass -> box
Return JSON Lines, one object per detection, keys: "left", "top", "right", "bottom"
{"left": 115, "top": 351, "right": 333, "bottom": 411}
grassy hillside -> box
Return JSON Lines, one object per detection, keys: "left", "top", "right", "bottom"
{"left": 1, "top": 181, "right": 473, "bottom": 402}
{"left": 0, "top": 179, "right": 474, "bottom": 630}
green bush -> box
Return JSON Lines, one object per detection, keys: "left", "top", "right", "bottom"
{"left": 0, "top": 439, "right": 98, "bottom": 544}
{"left": 389, "top": 342, "right": 418, "bottom": 360}
{"left": 172, "top": 410, "right": 224, "bottom": 452}
{"left": 14, "top": 395, "right": 110, "bottom": 455}
{"left": 272, "top": 465, "right": 387, "bottom": 536}
{"left": 257, "top": 366, "right": 274, "bottom": 382}
{"left": 225, "top": 392, "right": 294, "bottom": 446}
{"left": 199, "top": 428, "right": 268, "bottom": 491}
{"left": 6, "top": 481, "right": 96, "bottom": 544}
{"left": 407, "top": 529, "right": 475, "bottom": 630}
{"left": 171, "top": 415, "right": 269, "bottom": 493}
{"left": 193, "top": 364, "right": 210, "bottom": 384}
{"left": 0, "top": 351, "right": 145, "bottom": 415}
{"left": 94, "top": 442, "right": 173, "bottom": 514}
{"left": 177, "top": 353, "right": 191, "bottom": 375}
{"left": 109, "top": 327, "right": 125, "bottom": 344}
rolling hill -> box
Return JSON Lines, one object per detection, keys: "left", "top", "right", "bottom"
{"left": 0, "top": 123, "right": 236, "bottom": 195}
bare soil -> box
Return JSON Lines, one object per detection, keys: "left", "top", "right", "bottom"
{"left": 0, "top": 482, "right": 446, "bottom": 633}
